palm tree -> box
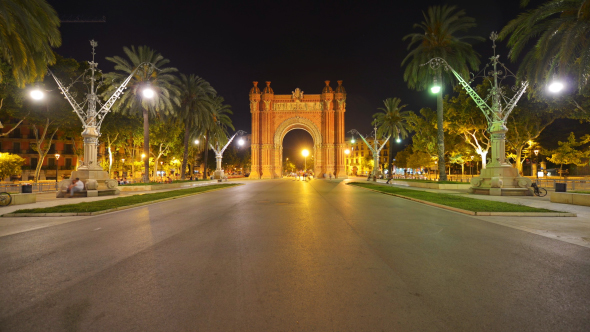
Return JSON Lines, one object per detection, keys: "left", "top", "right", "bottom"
{"left": 499, "top": 0, "right": 590, "bottom": 92}
{"left": 372, "top": 98, "right": 412, "bottom": 176}
{"left": 176, "top": 74, "right": 216, "bottom": 179}
{"left": 103, "top": 46, "right": 180, "bottom": 182}
{"left": 402, "top": 5, "right": 482, "bottom": 180}
{"left": 0, "top": 0, "right": 61, "bottom": 86}
{"left": 197, "top": 95, "right": 234, "bottom": 179}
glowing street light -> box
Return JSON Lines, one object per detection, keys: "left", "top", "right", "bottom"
{"left": 142, "top": 85, "right": 155, "bottom": 98}
{"left": 194, "top": 139, "right": 199, "bottom": 145}
{"left": 431, "top": 77, "right": 441, "bottom": 94}
{"left": 30, "top": 88, "right": 45, "bottom": 100}
{"left": 54, "top": 154, "right": 60, "bottom": 183}
{"left": 396, "top": 136, "right": 401, "bottom": 143}
{"left": 548, "top": 81, "right": 564, "bottom": 93}
{"left": 237, "top": 138, "right": 245, "bottom": 146}
{"left": 344, "top": 149, "right": 350, "bottom": 155}
{"left": 141, "top": 153, "right": 146, "bottom": 159}
{"left": 302, "top": 149, "right": 309, "bottom": 171}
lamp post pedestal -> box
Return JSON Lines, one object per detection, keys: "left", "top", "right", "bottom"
{"left": 468, "top": 122, "right": 532, "bottom": 196}
{"left": 214, "top": 154, "right": 225, "bottom": 180}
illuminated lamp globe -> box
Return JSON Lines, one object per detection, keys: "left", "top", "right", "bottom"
{"left": 430, "top": 85, "right": 441, "bottom": 94}
{"left": 302, "top": 149, "right": 309, "bottom": 157}
{"left": 194, "top": 139, "right": 199, "bottom": 144}
{"left": 548, "top": 81, "right": 564, "bottom": 93}
{"left": 142, "top": 87, "right": 155, "bottom": 98}
{"left": 30, "top": 89, "right": 44, "bottom": 100}
{"left": 396, "top": 137, "right": 401, "bottom": 143}
{"left": 344, "top": 149, "right": 350, "bottom": 155}
{"left": 238, "top": 138, "right": 245, "bottom": 146}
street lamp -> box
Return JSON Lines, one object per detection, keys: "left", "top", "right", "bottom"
{"left": 142, "top": 84, "right": 155, "bottom": 98}
{"left": 54, "top": 154, "right": 60, "bottom": 183}
{"left": 423, "top": 32, "right": 537, "bottom": 195}
{"left": 302, "top": 149, "right": 309, "bottom": 172}
{"left": 121, "top": 158, "right": 125, "bottom": 176}
{"left": 470, "top": 155, "right": 474, "bottom": 177}
{"left": 548, "top": 81, "right": 564, "bottom": 93}
{"left": 194, "top": 139, "right": 199, "bottom": 145}
{"left": 30, "top": 87, "right": 45, "bottom": 100}
{"left": 430, "top": 77, "right": 441, "bottom": 94}
{"left": 533, "top": 149, "right": 540, "bottom": 180}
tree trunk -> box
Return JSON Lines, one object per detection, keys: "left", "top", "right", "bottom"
{"left": 480, "top": 151, "right": 488, "bottom": 169}
{"left": 436, "top": 72, "right": 447, "bottom": 181}
{"left": 181, "top": 120, "right": 189, "bottom": 180}
{"left": 515, "top": 146, "right": 524, "bottom": 175}
{"left": 203, "top": 131, "right": 210, "bottom": 179}
{"left": 142, "top": 108, "right": 150, "bottom": 183}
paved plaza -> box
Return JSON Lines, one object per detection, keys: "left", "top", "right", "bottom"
{"left": 1, "top": 179, "right": 589, "bottom": 331}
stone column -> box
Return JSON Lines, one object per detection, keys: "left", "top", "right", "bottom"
{"left": 249, "top": 82, "right": 261, "bottom": 179}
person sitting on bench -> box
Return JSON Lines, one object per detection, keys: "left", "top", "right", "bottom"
{"left": 67, "top": 178, "right": 84, "bottom": 198}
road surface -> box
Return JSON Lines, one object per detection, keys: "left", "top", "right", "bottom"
{"left": 1, "top": 180, "right": 589, "bottom": 331}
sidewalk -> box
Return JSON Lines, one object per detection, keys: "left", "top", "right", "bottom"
{"left": 0, "top": 180, "right": 220, "bottom": 215}
{"left": 349, "top": 178, "right": 590, "bottom": 249}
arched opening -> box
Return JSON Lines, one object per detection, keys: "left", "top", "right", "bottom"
{"left": 282, "top": 129, "right": 315, "bottom": 175}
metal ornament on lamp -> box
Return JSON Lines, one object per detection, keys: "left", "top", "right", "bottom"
{"left": 49, "top": 40, "right": 157, "bottom": 197}
{"left": 422, "top": 32, "right": 540, "bottom": 196}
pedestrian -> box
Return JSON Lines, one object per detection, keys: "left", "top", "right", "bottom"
{"left": 67, "top": 178, "right": 84, "bottom": 198}
{"left": 329, "top": 173, "right": 332, "bottom": 180}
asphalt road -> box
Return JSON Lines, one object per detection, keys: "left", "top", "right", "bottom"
{"left": 1, "top": 180, "right": 589, "bottom": 331}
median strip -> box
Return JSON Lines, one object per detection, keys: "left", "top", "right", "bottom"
{"left": 347, "top": 182, "right": 575, "bottom": 217}
{"left": 2, "top": 183, "right": 242, "bottom": 217}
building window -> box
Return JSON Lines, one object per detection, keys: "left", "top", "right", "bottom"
{"left": 48, "top": 158, "right": 55, "bottom": 167}
{"left": 48, "top": 143, "right": 55, "bottom": 154}
{"left": 66, "top": 158, "right": 72, "bottom": 168}
{"left": 31, "top": 158, "right": 38, "bottom": 168}
{"left": 9, "top": 128, "right": 21, "bottom": 138}
{"left": 13, "top": 142, "right": 20, "bottom": 153}
{"left": 64, "top": 144, "right": 74, "bottom": 154}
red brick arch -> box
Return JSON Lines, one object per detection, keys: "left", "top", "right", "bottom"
{"left": 249, "top": 81, "right": 347, "bottom": 179}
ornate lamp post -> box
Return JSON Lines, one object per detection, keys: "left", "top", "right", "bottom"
{"left": 54, "top": 153, "right": 60, "bottom": 183}
{"left": 349, "top": 125, "right": 390, "bottom": 181}
{"left": 46, "top": 40, "right": 155, "bottom": 197}
{"left": 533, "top": 149, "right": 540, "bottom": 180}
{"left": 210, "top": 130, "right": 247, "bottom": 179}
{"left": 302, "top": 149, "right": 309, "bottom": 172}
{"left": 423, "top": 32, "right": 532, "bottom": 195}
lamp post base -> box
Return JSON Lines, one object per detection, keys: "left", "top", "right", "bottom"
{"left": 469, "top": 165, "right": 533, "bottom": 196}
{"left": 56, "top": 169, "right": 120, "bottom": 198}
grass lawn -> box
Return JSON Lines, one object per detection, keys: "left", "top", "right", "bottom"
{"left": 347, "top": 182, "right": 557, "bottom": 213}
{"left": 12, "top": 183, "right": 240, "bottom": 214}
{"left": 571, "top": 191, "right": 590, "bottom": 194}
{"left": 388, "top": 178, "right": 467, "bottom": 184}
{"left": 120, "top": 179, "right": 198, "bottom": 186}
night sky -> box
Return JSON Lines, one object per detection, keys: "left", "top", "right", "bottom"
{"left": 49, "top": 0, "right": 544, "bottom": 162}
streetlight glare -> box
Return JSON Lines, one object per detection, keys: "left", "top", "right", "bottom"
{"left": 194, "top": 139, "right": 199, "bottom": 144}
{"left": 142, "top": 87, "right": 155, "bottom": 98}
{"left": 344, "top": 149, "right": 350, "bottom": 155}
{"left": 141, "top": 153, "right": 146, "bottom": 159}
{"left": 548, "top": 81, "right": 564, "bottom": 93}
{"left": 302, "top": 149, "right": 309, "bottom": 157}
{"left": 238, "top": 138, "right": 245, "bottom": 146}
{"left": 351, "top": 138, "right": 356, "bottom": 144}
{"left": 30, "top": 89, "right": 44, "bottom": 100}
{"left": 396, "top": 137, "right": 401, "bottom": 143}
{"left": 430, "top": 85, "right": 441, "bottom": 94}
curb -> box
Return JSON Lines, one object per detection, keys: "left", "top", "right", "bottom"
{"left": 2, "top": 184, "right": 243, "bottom": 218}
{"left": 349, "top": 184, "right": 577, "bottom": 217}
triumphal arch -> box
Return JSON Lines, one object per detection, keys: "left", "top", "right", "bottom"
{"left": 249, "top": 80, "right": 347, "bottom": 179}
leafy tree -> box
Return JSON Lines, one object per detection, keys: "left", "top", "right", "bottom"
{"left": 546, "top": 132, "right": 590, "bottom": 178}
{"left": 103, "top": 46, "right": 181, "bottom": 182}
{"left": 149, "top": 117, "right": 183, "bottom": 178}
{"left": 499, "top": 0, "right": 590, "bottom": 92}
{"left": 407, "top": 150, "right": 433, "bottom": 170}
{"left": 176, "top": 74, "right": 215, "bottom": 179}
{"left": 406, "top": 108, "right": 438, "bottom": 159}
{"left": 0, "top": 0, "right": 61, "bottom": 86}
{"left": 372, "top": 98, "right": 412, "bottom": 176}
{"left": 26, "top": 55, "right": 82, "bottom": 181}
{"left": 394, "top": 146, "right": 412, "bottom": 170}
{"left": 445, "top": 83, "right": 492, "bottom": 168}
{"left": 283, "top": 158, "right": 296, "bottom": 173}
{"left": 0, "top": 61, "right": 25, "bottom": 132}
{"left": 0, "top": 152, "right": 24, "bottom": 180}
{"left": 402, "top": 5, "right": 483, "bottom": 180}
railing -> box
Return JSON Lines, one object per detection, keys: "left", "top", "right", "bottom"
{"left": 533, "top": 178, "right": 590, "bottom": 191}
{"left": 0, "top": 182, "right": 58, "bottom": 193}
